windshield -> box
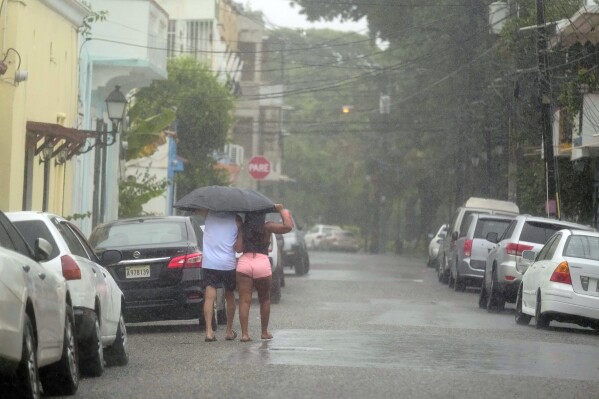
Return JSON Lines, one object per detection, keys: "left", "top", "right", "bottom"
{"left": 91, "top": 221, "right": 188, "bottom": 248}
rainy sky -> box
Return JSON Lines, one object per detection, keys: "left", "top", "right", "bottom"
{"left": 244, "top": 0, "right": 368, "bottom": 32}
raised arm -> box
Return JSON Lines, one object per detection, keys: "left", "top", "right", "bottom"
{"left": 266, "top": 204, "right": 294, "bottom": 235}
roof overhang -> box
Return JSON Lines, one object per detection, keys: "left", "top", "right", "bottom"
{"left": 26, "top": 121, "right": 97, "bottom": 161}
{"left": 551, "top": 5, "right": 599, "bottom": 47}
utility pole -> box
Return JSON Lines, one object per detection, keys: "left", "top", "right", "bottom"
{"left": 536, "top": 0, "right": 558, "bottom": 217}
{"left": 378, "top": 80, "right": 391, "bottom": 254}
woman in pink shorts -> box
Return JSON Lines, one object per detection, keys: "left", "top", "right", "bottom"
{"left": 234, "top": 204, "right": 293, "bottom": 342}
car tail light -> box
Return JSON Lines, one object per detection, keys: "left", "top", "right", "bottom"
{"left": 463, "top": 239, "right": 473, "bottom": 257}
{"left": 61, "top": 255, "right": 81, "bottom": 280}
{"left": 168, "top": 252, "right": 202, "bottom": 269}
{"left": 504, "top": 275, "right": 516, "bottom": 281}
{"left": 506, "top": 243, "right": 534, "bottom": 256}
{"left": 550, "top": 261, "right": 572, "bottom": 285}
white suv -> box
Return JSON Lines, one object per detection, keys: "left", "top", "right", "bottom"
{"left": 480, "top": 214, "right": 594, "bottom": 312}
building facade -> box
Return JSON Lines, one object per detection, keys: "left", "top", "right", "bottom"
{"left": 0, "top": 0, "right": 90, "bottom": 214}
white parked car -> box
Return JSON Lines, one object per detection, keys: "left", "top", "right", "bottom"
{"left": 515, "top": 229, "right": 599, "bottom": 331}
{"left": 0, "top": 210, "right": 79, "bottom": 398}
{"left": 7, "top": 212, "right": 128, "bottom": 377}
{"left": 480, "top": 214, "right": 593, "bottom": 312}
{"left": 304, "top": 224, "right": 342, "bottom": 249}
{"left": 427, "top": 224, "right": 447, "bottom": 268}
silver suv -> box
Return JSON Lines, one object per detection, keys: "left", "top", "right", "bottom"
{"left": 438, "top": 197, "right": 519, "bottom": 284}
{"left": 449, "top": 214, "right": 513, "bottom": 291}
{"left": 479, "top": 215, "right": 594, "bottom": 312}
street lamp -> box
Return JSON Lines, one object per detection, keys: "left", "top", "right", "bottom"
{"left": 105, "top": 85, "right": 127, "bottom": 130}
{"left": 92, "top": 85, "right": 128, "bottom": 228}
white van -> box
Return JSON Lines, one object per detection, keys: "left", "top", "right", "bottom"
{"left": 437, "top": 197, "right": 519, "bottom": 284}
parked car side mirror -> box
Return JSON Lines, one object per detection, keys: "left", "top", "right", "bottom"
{"left": 486, "top": 232, "right": 499, "bottom": 243}
{"left": 100, "top": 249, "right": 122, "bottom": 266}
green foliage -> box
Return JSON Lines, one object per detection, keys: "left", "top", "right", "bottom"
{"left": 288, "top": 0, "right": 597, "bottom": 248}
{"left": 128, "top": 57, "right": 234, "bottom": 196}
{"left": 119, "top": 170, "right": 168, "bottom": 218}
{"left": 79, "top": 6, "right": 108, "bottom": 38}
{"left": 64, "top": 212, "right": 92, "bottom": 222}
{"left": 125, "top": 109, "right": 176, "bottom": 161}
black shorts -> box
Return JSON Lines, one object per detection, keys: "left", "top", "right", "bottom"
{"left": 201, "top": 268, "right": 236, "bottom": 291}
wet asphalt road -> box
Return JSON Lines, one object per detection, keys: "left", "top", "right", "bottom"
{"left": 56, "top": 251, "right": 599, "bottom": 399}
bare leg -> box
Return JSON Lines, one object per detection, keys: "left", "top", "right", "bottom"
{"left": 224, "top": 288, "right": 236, "bottom": 338}
{"left": 254, "top": 276, "right": 272, "bottom": 339}
{"left": 203, "top": 285, "right": 216, "bottom": 339}
{"left": 236, "top": 272, "right": 253, "bottom": 341}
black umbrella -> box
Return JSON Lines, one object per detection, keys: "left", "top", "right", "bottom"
{"left": 173, "top": 186, "right": 276, "bottom": 213}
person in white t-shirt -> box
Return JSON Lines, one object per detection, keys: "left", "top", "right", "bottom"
{"left": 197, "top": 210, "right": 241, "bottom": 342}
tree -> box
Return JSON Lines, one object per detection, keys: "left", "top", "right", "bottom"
{"left": 290, "top": 0, "right": 597, "bottom": 243}
{"left": 119, "top": 170, "right": 168, "bottom": 218}
{"left": 127, "top": 57, "right": 234, "bottom": 201}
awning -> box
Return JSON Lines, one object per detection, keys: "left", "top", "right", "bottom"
{"left": 26, "top": 121, "right": 97, "bottom": 160}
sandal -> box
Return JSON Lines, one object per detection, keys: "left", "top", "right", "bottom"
{"left": 225, "top": 331, "right": 238, "bottom": 341}
{"left": 261, "top": 334, "right": 273, "bottom": 341}
{"left": 204, "top": 335, "right": 217, "bottom": 342}
{"left": 240, "top": 337, "right": 252, "bottom": 342}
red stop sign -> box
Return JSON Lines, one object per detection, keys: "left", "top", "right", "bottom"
{"left": 248, "top": 156, "right": 271, "bottom": 180}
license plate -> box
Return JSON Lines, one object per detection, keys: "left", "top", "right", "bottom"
{"left": 126, "top": 265, "right": 150, "bottom": 279}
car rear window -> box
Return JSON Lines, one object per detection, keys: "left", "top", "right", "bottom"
{"left": 12, "top": 220, "right": 60, "bottom": 259}
{"left": 474, "top": 219, "right": 511, "bottom": 239}
{"left": 564, "top": 235, "right": 599, "bottom": 261}
{"left": 91, "top": 221, "right": 188, "bottom": 248}
{"left": 519, "top": 222, "right": 568, "bottom": 244}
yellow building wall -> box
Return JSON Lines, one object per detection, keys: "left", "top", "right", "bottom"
{"left": 0, "top": 0, "right": 81, "bottom": 214}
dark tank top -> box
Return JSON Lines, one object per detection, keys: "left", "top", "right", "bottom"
{"left": 242, "top": 223, "right": 269, "bottom": 255}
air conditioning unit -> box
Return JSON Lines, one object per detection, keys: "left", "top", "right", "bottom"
{"left": 224, "top": 144, "right": 244, "bottom": 165}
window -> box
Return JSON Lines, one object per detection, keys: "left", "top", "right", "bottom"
{"left": 12, "top": 220, "right": 60, "bottom": 260}
{"left": 460, "top": 214, "right": 475, "bottom": 238}
{"left": 238, "top": 42, "right": 256, "bottom": 81}
{"left": 537, "top": 233, "right": 561, "bottom": 261}
{"left": 500, "top": 220, "right": 517, "bottom": 241}
{"left": 520, "top": 222, "right": 566, "bottom": 244}
{"left": 54, "top": 219, "right": 89, "bottom": 259}
{"left": 93, "top": 221, "right": 187, "bottom": 247}
{"left": 474, "top": 219, "right": 511, "bottom": 240}
{"left": 564, "top": 235, "right": 599, "bottom": 260}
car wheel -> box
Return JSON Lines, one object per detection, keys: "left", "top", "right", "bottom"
{"left": 535, "top": 291, "right": 550, "bottom": 329}
{"left": 40, "top": 305, "right": 79, "bottom": 395}
{"left": 80, "top": 312, "right": 104, "bottom": 377}
{"left": 216, "top": 308, "right": 228, "bottom": 325}
{"left": 486, "top": 267, "right": 505, "bottom": 313}
{"left": 515, "top": 285, "right": 531, "bottom": 326}
{"left": 478, "top": 278, "right": 488, "bottom": 309}
{"left": 105, "top": 312, "right": 129, "bottom": 367}
{"left": 271, "top": 266, "right": 282, "bottom": 304}
{"left": 454, "top": 270, "right": 465, "bottom": 292}
{"left": 15, "top": 314, "right": 41, "bottom": 399}
{"left": 436, "top": 261, "right": 443, "bottom": 283}
{"left": 294, "top": 254, "right": 308, "bottom": 276}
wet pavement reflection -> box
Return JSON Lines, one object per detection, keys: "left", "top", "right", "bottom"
{"left": 229, "top": 329, "right": 599, "bottom": 381}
